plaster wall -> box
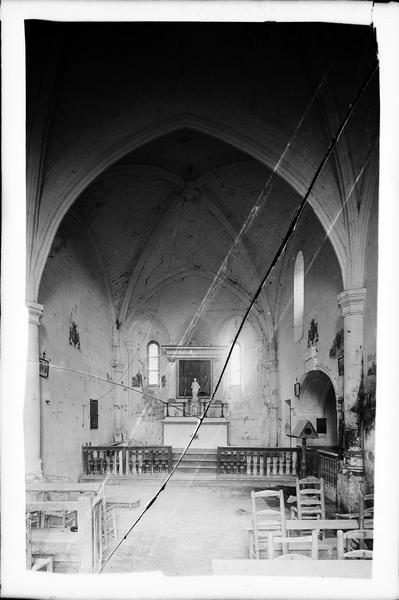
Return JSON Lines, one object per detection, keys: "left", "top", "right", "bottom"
{"left": 122, "top": 286, "right": 267, "bottom": 447}
{"left": 274, "top": 205, "right": 343, "bottom": 448}
{"left": 38, "top": 219, "right": 114, "bottom": 479}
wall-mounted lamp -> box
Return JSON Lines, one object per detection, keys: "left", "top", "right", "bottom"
{"left": 294, "top": 381, "right": 300, "bottom": 398}
{"left": 39, "top": 350, "right": 50, "bottom": 379}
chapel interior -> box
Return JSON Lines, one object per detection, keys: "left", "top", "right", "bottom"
{"left": 23, "top": 20, "right": 379, "bottom": 574}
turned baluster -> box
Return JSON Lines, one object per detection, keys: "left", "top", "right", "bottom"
{"left": 279, "top": 453, "right": 284, "bottom": 475}
{"left": 234, "top": 451, "right": 239, "bottom": 474}
{"left": 266, "top": 456, "right": 271, "bottom": 476}
{"left": 93, "top": 450, "right": 99, "bottom": 474}
{"left": 162, "top": 450, "right": 168, "bottom": 472}
{"left": 166, "top": 402, "right": 170, "bottom": 417}
{"left": 88, "top": 449, "right": 94, "bottom": 475}
{"left": 102, "top": 452, "right": 107, "bottom": 475}
{"left": 272, "top": 456, "right": 278, "bottom": 476}
{"left": 115, "top": 449, "right": 120, "bottom": 474}
{"left": 292, "top": 451, "right": 297, "bottom": 476}
{"left": 106, "top": 450, "right": 111, "bottom": 474}
{"left": 246, "top": 452, "right": 251, "bottom": 475}
{"left": 138, "top": 450, "right": 143, "bottom": 474}
{"left": 259, "top": 453, "right": 264, "bottom": 476}
{"left": 220, "top": 403, "right": 225, "bottom": 418}
{"left": 238, "top": 452, "right": 244, "bottom": 474}
{"left": 233, "top": 451, "right": 239, "bottom": 474}
{"left": 285, "top": 451, "right": 291, "bottom": 475}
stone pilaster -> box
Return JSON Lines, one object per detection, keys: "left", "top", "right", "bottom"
{"left": 266, "top": 359, "right": 279, "bottom": 447}
{"left": 112, "top": 359, "right": 127, "bottom": 442}
{"left": 337, "top": 287, "right": 367, "bottom": 511}
{"left": 25, "top": 302, "right": 44, "bottom": 480}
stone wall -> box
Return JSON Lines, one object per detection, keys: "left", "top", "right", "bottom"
{"left": 38, "top": 216, "right": 114, "bottom": 479}
{"left": 274, "top": 204, "right": 344, "bottom": 448}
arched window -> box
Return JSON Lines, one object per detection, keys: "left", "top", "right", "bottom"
{"left": 294, "top": 251, "right": 304, "bottom": 342}
{"left": 230, "top": 343, "right": 241, "bottom": 386}
{"left": 147, "top": 341, "right": 160, "bottom": 386}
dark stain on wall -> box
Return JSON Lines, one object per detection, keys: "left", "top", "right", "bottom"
{"left": 329, "top": 328, "right": 344, "bottom": 359}
{"left": 69, "top": 321, "right": 81, "bottom": 350}
{"left": 307, "top": 318, "right": 319, "bottom": 347}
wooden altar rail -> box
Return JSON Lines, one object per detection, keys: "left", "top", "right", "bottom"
{"left": 217, "top": 447, "right": 299, "bottom": 477}
{"left": 26, "top": 494, "right": 103, "bottom": 573}
{"left": 317, "top": 450, "right": 338, "bottom": 500}
{"left": 164, "top": 401, "right": 228, "bottom": 418}
{"left": 306, "top": 447, "right": 338, "bottom": 500}
{"left": 82, "top": 444, "right": 173, "bottom": 477}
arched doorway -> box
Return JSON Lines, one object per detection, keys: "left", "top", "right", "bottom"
{"left": 299, "top": 370, "right": 337, "bottom": 447}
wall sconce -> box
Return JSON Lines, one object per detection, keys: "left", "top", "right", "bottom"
{"left": 39, "top": 350, "right": 50, "bottom": 379}
{"left": 294, "top": 381, "right": 300, "bottom": 398}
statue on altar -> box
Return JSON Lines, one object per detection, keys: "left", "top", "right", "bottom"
{"left": 191, "top": 377, "right": 200, "bottom": 400}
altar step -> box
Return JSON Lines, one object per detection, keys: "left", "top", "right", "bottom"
{"left": 172, "top": 448, "right": 218, "bottom": 474}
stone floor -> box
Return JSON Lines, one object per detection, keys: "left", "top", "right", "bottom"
{"left": 103, "top": 480, "right": 259, "bottom": 575}
{"left": 102, "top": 480, "right": 336, "bottom": 576}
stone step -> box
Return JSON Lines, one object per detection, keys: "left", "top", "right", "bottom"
{"left": 172, "top": 448, "right": 218, "bottom": 455}
{"left": 174, "top": 465, "right": 217, "bottom": 472}
{"left": 173, "top": 455, "right": 217, "bottom": 463}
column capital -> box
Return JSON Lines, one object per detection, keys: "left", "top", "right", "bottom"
{"left": 26, "top": 301, "right": 44, "bottom": 326}
{"left": 338, "top": 288, "right": 366, "bottom": 317}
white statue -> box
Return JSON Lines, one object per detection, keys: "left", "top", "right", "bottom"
{"left": 191, "top": 377, "right": 200, "bottom": 400}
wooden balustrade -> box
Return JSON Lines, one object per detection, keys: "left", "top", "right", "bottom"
{"left": 82, "top": 444, "right": 173, "bottom": 477}
{"left": 317, "top": 449, "right": 338, "bottom": 498}
{"left": 164, "top": 401, "right": 227, "bottom": 418}
{"left": 216, "top": 447, "right": 299, "bottom": 477}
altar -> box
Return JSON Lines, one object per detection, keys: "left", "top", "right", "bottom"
{"left": 161, "top": 345, "right": 230, "bottom": 449}
{"left": 162, "top": 417, "right": 228, "bottom": 449}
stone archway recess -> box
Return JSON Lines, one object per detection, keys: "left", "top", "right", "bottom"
{"left": 299, "top": 369, "right": 338, "bottom": 448}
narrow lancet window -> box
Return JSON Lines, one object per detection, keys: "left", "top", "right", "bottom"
{"left": 294, "top": 251, "right": 304, "bottom": 342}
{"left": 147, "top": 341, "right": 160, "bottom": 386}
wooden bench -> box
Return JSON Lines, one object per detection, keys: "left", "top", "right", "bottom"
{"left": 26, "top": 494, "right": 103, "bottom": 573}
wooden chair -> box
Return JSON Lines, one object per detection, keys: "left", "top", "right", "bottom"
{"left": 267, "top": 529, "right": 319, "bottom": 560}
{"left": 337, "top": 529, "right": 374, "bottom": 559}
{"left": 43, "top": 491, "right": 76, "bottom": 529}
{"left": 359, "top": 494, "right": 374, "bottom": 530}
{"left": 290, "top": 477, "right": 325, "bottom": 521}
{"left": 248, "top": 489, "right": 286, "bottom": 559}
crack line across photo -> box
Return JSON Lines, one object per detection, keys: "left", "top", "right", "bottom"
{"left": 99, "top": 60, "right": 379, "bottom": 573}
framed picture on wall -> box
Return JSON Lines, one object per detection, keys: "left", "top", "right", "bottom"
{"left": 177, "top": 359, "right": 212, "bottom": 398}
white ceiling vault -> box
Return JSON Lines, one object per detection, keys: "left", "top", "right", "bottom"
{"left": 28, "top": 21, "right": 379, "bottom": 338}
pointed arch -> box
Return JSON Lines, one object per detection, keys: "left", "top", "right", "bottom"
{"left": 29, "top": 95, "right": 348, "bottom": 300}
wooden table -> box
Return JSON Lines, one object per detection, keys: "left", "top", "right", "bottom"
{"left": 212, "top": 559, "right": 372, "bottom": 578}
